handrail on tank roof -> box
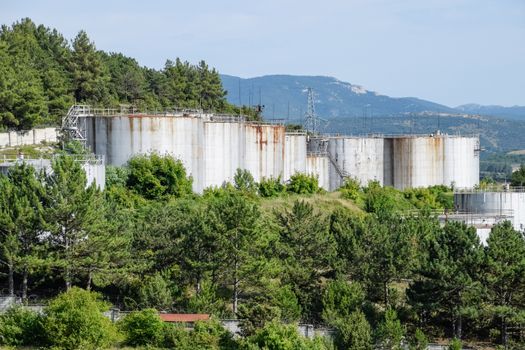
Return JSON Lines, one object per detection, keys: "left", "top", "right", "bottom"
{"left": 455, "top": 186, "right": 525, "bottom": 193}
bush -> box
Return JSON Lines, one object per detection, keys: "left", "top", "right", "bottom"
{"left": 137, "top": 273, "right": 174, "bottom": 310}
{"left": 162, "top": 323, "right": 192, "bottom": 348}
{"left": 249, "top": 321, "right": 306, "bottom": 350}
{"left": 339, "top": 177, "right": 362, "bottom": 201}
{"left": 234, "top": 168, "right": 257, "bottom": 193}
{"left": 377, "top": 308, "right": 405, "bottom": 350}
{"left": 192, "top": 319, "right": 237, "bottom": 350}
{"left": 259, "top": 176, "right": 286, "bottom": 197}
{"left": 333, "top": 311, "right": 372, "bottom": 350}
{"left": 0, "top": 306, "right": 44, "bottom": 346}
{"left": 119, "top": 308, "right": 164, "bottom": 347}
{"left": 448, "top": 338, "right": 462, "bottom": 350}
{"left": 322, "top": 280, "right": 364, "bottom": 325}
{"left": 126, "top": 153, "right": 193, "bottom": 199}
{"left": 287, "top": 173, "right": 319, "bottom": 194}
{"left": 42, "top": 287, "right": 118, "bottom": 350}
{"left": 409, "top": 328, "right": 428, "bottom": 350}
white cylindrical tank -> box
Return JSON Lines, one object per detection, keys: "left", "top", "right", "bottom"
{"left": 86, "top": 115, "right": 205, "bottom": 192}
{"left": 454, "top": 191, "right": 525, "bottom": 232}
{"left": 284, "top": 133, "right": 307, "bottom": 181}
{"left": 392, "top": 136, "right": 444, "bottom": 189}
{"left": 444, "top": 137, "right": 479, "bottom": 189}
{"left": 327, "top": 137, "right": 385, "bottom": 188}
{"left": 306, "top": 155, "right": 330, "bottom": 191}
{"left": 244, "top": 124, "right": 285, "bottom": 183}
{"left": 204, "top": 122, "right": 245, "bottom": 189}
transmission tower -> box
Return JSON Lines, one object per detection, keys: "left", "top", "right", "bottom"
{"left": 304, "top": 87, "right": 320, "bottom": 135}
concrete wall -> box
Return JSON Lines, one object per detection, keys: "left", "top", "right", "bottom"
{"left": 0, "top": 128, "right": 58, "bottom": 148}
{"left": 454, "top": 191, "right": 525, "bottom": 232}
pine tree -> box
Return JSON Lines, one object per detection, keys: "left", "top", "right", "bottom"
{"left": 484, "top": 221, "right": 525, "bottom": 347}
{"left": 408, "top": 222, "right": 484, "bottom": 339}
{"left": 44, "top": 155, "right": 105, "bottom": 289}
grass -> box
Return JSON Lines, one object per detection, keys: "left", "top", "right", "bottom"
{"left": 260, "top": 191, "right": 363, "bottom": 215}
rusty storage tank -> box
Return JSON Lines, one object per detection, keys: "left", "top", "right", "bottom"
{"left": 244, "top": 124, "right": 286, "bottom": 183}
{"left": 327, "top": 136, "right": 385, "bottom": 190}
{"left": 284, "top": 132, "right": 307, "bottom": 181}
{"left": 391, "top": 135, "right": 444, "bottom": 189}
{"left": 86, "top": 114, "right": 205, "bottom": 191}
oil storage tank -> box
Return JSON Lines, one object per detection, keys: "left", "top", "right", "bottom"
{"left": 327, "top": 136, "right": 385, "bottom": 189}
{"left": 454, "top": 190, "right": 525, "bottom": 232}
{"left": 244, "top": 124, "right": 286, "bottom": 183}
{"left": 444, "top": 136, "right": 480, "bottom": 189}
{"left": 284, "top": 133, "right": 307, "bottom": 181}
{"left": 203, "top": 121, "right": 245, "bottom": 189}
{"left": 391, "top": 136, "right": 444, "bottom": 189}
{"left": 85, "top": 114, "right": 205, "bottom": 191}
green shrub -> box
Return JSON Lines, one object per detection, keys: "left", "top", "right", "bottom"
{"left": 234, "top": 168, "right": 257, "bottom": 193}
{"left": 333, "top": 311, "right": 372, "bottom": 350}
{"left": 0, "top": 306, "right": 44, "bottom": 346}
{"left": 162, "top": 323, "right": 192, "bottom": 348}
{"left": 259, "top": 176, "right": 286, "bottom": 197}
{"left": 448, "top": 338, "right": 462, "bottom": 350}
{"left": 42, "top": 287, "right": 118, "bottom": 350}
{"left": 322, "top": 280, "right": 364, "bottom": 325}
{"left": 119, "top": 308, "right": 164, "bottom": 347}
{"left": 377, "top": 308, "right": 405, "bottom": 350}
{"left": 409, "top": 328, "right": 428, "bottom": 350}
{"left": 339, "top": 177, "right": 362, "bottom": 201}
{"left": 192, "top": 319, "right": 237, "bottom": 349}
{"left": 249, "top": 321, "right": 306, "bottom": 350}
{"left": 287, "top": 173, "right": 319, "bottom": 194}
{"left": 137, "top": 273, "right": 174, "bottom": 310}
{"left": 126, "top": 153, "right": 193, "bottom": 199}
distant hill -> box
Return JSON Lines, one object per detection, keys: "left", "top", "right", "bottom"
{"left": 221, "top": 74, "right": 456, "bottom": 119}
{"left": 220, "top": 74, "right": 525, "bottom": 152}
{"left": 456, "top": 104, "right": 525, "bottom": 120}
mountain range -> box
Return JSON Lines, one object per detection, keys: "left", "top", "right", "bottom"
{"left": 220, "top": 74, "right": 525, "bottom": 152}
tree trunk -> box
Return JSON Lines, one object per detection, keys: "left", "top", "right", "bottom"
{"left": 86, "top": 269, "right": 92, "bottom": 291}
{"left": 455, "top": 314, "right": 463, "bottom": 339}
{"left": 233, "top": 259, "right": 239, "bottom": 314}
{"left": 64, "top": 226, "right": 71, "bottom": 290}
{"left": 22, "top": 266, "right": 28, "bottom": 302}
{"left": 384, "top": 281, "right": 389, "bottom": 307}
{"left": 8, "top": 262, "right": 14, "bottom": 296}
{"left": 502, "top": 316, "right": 508, "bottom": 349}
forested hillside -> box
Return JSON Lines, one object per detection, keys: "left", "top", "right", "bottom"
{"left": 0, "top": 18, "right": 253, "bottom": 131}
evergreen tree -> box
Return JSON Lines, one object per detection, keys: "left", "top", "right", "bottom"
{"left": 44, "top": 155, "right": 105, "bottom": 289}
{"left": 275, "top": 200, "right": 336, "bottom": 320}
{"left": 484, "top": 221, "right": 525, "bottom": 347}
{"left": 70, "top": 30, "right": 110, "bottom": 103}
{"left": 408, "top": 222, "right": 484, "bottom": 339}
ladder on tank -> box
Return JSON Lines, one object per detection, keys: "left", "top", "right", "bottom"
{"left": 61, "top": 105, "right": 91, "bottom": 146}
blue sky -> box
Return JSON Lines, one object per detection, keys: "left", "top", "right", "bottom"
{"left": 1, "top": 0, "right": 524, "bottom": 106}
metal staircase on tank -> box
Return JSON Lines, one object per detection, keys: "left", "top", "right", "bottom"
{"left": 61, "top": 105, "right": 92, "bottom": 146}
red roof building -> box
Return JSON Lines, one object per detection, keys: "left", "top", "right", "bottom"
{"left": 159, "top": 313, "right": 210, "bottom": 323}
